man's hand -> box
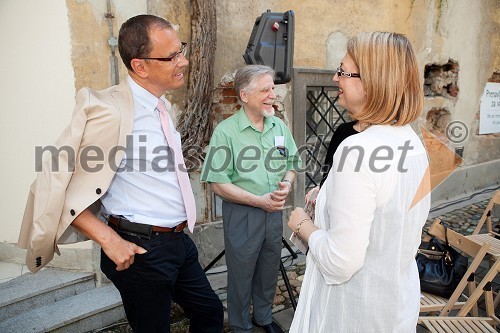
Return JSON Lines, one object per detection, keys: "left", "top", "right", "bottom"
{"left": 258, "top": 193, "right": 285, "bottom": 212}
{"left": 71, "top": 209, "right": 146, "bottom": 271}
{"left": 101, "top": 232, "right": 147, "bottom": 271}
{"left": 270, "top": 180, "right": 292, "bottom": 202}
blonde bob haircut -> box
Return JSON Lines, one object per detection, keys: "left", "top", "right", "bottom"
{"left": 346, "top": 31, "right": 423, "bottom": 126}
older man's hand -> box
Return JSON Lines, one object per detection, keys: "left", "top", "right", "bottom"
{"left": 270, "top": 180, "right": 292, "bottom": 202}
{"left": 258, "top": 193, "right": 286, "bottom": 212}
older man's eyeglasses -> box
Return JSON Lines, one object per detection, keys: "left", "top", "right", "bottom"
{"left": 336, "top": 66, "right": 361, "bottom": 78}
{"left": 138, "top": 42, "right": 187, "bottom": 65}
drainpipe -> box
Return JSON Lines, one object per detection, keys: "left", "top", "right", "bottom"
{"left": 105, "top": 0, "right": 119, "bottom": 85}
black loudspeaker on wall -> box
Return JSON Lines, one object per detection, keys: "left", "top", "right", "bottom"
{"left": 243, "top": 10, "right": 295, "bottom": 84}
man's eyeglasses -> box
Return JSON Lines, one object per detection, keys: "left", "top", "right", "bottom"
{"left": 138, "top": 42, "right": 187, "bottom": 65}
{"left": 336, "top": 66, "right": 361, "bottom": 78}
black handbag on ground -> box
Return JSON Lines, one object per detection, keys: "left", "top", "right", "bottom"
{"left": 416, "top": 224, "right": 469, "bottom": 299}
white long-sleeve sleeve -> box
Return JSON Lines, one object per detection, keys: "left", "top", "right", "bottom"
{"left": 308, "top": 143, "right": 380, "bottom": 284}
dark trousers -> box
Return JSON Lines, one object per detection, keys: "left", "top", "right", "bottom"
{"left": 101, "top": 231, "right": 223, "bottom": 333}
{"left": 222, "top": 201, "right": 283, "bottom": 333}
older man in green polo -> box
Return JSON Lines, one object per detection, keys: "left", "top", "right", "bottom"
{"left": 201, "top": 65, "right": 299, "bottom": 333}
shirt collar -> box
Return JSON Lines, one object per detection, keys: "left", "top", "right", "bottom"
{"left": 236, "top": 107, "right": 276, "bottom": 133}
{"left": 127, "top": 76, "right": 171, "bottom": 114}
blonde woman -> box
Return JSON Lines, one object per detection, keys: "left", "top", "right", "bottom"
{"left": 288, "top": 32, "right": 430, "bottom": 332}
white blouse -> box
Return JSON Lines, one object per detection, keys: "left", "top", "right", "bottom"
{"left": 290, "top": 125, "right": 430, "bottom": 333}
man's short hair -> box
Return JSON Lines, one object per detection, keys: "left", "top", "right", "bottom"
{"left": 234, "top": 65, "right": 276, "bottom": 102}
{"left": 118, "top": 14, "right": 173, "bottom": 71}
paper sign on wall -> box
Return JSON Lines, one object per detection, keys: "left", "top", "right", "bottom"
{"left": 479, "top": 82, "right": 500, "bottom": 134}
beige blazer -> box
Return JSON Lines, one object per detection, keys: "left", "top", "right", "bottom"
{"left": 18, "top": 80, "right": 135, "bottom": 273}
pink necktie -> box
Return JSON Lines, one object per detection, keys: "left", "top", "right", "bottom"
{"left": 157, "top": 98, "right": 196, "bottom": 233}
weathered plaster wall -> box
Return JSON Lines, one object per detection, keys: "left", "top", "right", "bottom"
{"left": 415, "top": 0, "right": 500, "bottom": 204}
{"left": 67, "top": 0, "right": 146, "bottom": 91}
{"left": 425, "top": 0, "right": 500, "bottom": 162}
{"left": 214, "top": 0, "right": 423, "bottom": 83}
{"left": 461, "top": 1, "right": 500, "bottom": 164}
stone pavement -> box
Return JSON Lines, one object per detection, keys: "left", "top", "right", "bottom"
{"left": 424, "top": 196, "right": 499, "bottom": 237}
{"left": 93, "top": 192, "right": 499, "bottom": 333}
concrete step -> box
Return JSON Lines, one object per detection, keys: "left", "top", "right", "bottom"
{"left": 0, "top": 283, "right": 124, "bottom": 333}
{"left": 0, "top": 268, "right": 95, "bottom": 322}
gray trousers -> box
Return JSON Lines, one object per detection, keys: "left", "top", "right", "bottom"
{"left": 222, "top": 200, "right": 283, "bottom": 333}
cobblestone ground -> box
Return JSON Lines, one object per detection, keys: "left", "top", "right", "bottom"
{"left": 93, "top": 197, "right": 499, "bottom": 333}
{"left": 423, "top": 199, "right": 499, "bottom": 236}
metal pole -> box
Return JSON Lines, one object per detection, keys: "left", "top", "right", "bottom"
{"left": 105, "top": 0, "right": 119, "bottom": 85}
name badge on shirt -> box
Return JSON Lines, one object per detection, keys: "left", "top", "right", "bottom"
{"left": 275, "top": 136, "right": 286, "bottom": 157}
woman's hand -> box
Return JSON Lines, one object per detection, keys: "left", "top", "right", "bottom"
{"left": 288, "top": 207, "right": 319, "bottom": 244}
{"left": 305, "top": 186, "right": 319, "bottom": 205}
{"left": 287, "top": 207, "right": 311, "bottom": 232}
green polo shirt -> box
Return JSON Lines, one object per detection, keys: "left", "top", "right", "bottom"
{"left": 201, "top": 108, "right": 300, "bottom": 196}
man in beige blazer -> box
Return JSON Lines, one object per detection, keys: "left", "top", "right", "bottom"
{"left": 18, "top": 14, "right": 223, "bottom": 333}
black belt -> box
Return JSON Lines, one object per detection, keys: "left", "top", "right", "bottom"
{"left": 108, "top": 216, "right": 186, "bottom": 239}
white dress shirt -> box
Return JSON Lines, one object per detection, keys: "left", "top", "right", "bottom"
{"left": 290, "top": 125, "right": 431, "bottom": 332}
{"left": 100, "top": 76, "right": 187, "bottom": 227}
